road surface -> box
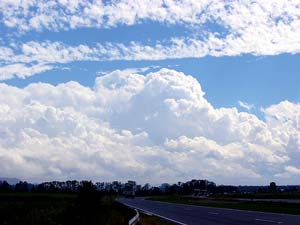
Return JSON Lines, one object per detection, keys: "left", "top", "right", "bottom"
{"left": 118, "top": 197, "right": 300, "bottom": 225}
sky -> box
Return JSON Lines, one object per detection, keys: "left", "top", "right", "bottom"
{"left": 0, "top": 0, "right": 300, "bottom": 185}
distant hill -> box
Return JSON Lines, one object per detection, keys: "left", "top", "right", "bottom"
{"left": 0, "top": 177, "right": 21, "bottom": 185}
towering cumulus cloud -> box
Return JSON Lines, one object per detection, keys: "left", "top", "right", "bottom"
{"left": 0, "top": 69, "right": 299, "bottom": 184}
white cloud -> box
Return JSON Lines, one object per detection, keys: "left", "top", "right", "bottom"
{"left": 1, "top": 23, "right": 300, "bottom": 80}
{"left": 0, "top": 68, "right": 299, "bottom": 184}
{"left": 97, "top": 66, "right": 161, "bottom": 76}
{"left": 0, "top": 63, "right": 53, "bottom": 80}
{"left": 0, "top": 0, "right": 299, "bottom": 82}
{"left": 1, "top": 1, "right": 299, "bottom": 33}
{"left": 238, "top": 101, "right": 254, "bottom": 111}
{"left": 1, "top": 0, "right": 300, "bottom": 57}
{"left": 285, "top": 166, "right": 300, "bottom": 175}
{"left": 275, "top": 166, "right": 300, "bottom": 179}
{"left": 0, "top": 1, "right": 216, "bottom": 31}
{"left": 0, "top": 41, "right": 98, "bottom": 79}
{"left": 0, "top": 31, "right": 297, "bottom": 80}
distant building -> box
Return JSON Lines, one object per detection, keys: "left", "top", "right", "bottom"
{"left": 193, "top": 188, "right": 208, "bottom": 196}
{"left": 160, "top": 183, "right": 170, "bottom": 193}
{"left": 123, "top": 180, "right": 136, "bottom": 197}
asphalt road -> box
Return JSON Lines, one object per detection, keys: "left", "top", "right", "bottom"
{"left": 118, "top": 197, "right": 300, "bottom": 225}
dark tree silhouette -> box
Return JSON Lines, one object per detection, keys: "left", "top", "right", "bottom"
{"left": 15, "top": 181, "right": 29, "bottom": 192}
{"left": 0, "top": 181, "right": 11, "bottom": 192}
{"left": 269, "top": 182, "right": 277, "bottom": 193}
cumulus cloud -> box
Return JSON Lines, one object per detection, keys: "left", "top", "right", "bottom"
{"left": 275, "top": 166, "right": 300, "bottom": 178}
{"left": 285, "top": 166, "right": 300, "bottom": 175}
{"left": 0, "top": 68, "right": 299, "bottom": 184}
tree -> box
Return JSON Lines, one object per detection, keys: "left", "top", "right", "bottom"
{"left": 15, "top": 181, "right": 28, "bottom": 192}
{"left": 0, "top": 181, "right": 11, "bottom": 192}
{"left": 78, "top": 181, "right": 101, "bottom": 206}
{"left": 269, "top": 182, "right": 277, "bottom": 193}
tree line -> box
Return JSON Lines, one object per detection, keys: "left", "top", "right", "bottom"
{"left": 0, "top": 179, "right": 298, "bottom": 195}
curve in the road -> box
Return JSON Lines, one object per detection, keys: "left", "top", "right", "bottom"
{"left": 118, "top": 197, "right": 300, "bottom": 225}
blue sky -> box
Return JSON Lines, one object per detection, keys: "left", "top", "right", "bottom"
{"left": 2, "top": 18, "right": 300, "bottom": 115}
{"left": 4, "top": 51, "right": 300, "bottom": 117}
{"left": 0, "top": 1, "right": 300, "bottom": 184}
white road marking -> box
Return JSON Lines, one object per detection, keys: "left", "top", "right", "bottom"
{"left": 184, "top": 207, "right": 192, "bottom": 211}
{"left": 121, "top": 202, "right": 188, "bottom": 225}
{"left": 208, "top": 212, "right": 219, "bottom": 215}
{"left": 145, "top": 199, "right": 299, "bottom": 217}
{"left": 143, "top": 211, "right": 153, "bottom": 216}
{"left": 255, "top": 218, "right": 283, "bottom": 224}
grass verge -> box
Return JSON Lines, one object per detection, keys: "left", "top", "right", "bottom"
{"left": 0, "top": 192, "right": 135, "bottom": 225}
{"left": 212, "top": 192, "right": 300, "bottom": 199}
{"left": 137, "top": 213, "right": 175, "bottom": 225}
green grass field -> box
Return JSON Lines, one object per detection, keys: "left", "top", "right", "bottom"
{"left": 148, "top": 195, "right": 300, "bottom": 215}
{"left": 0, "top": 192, "right": 135, "bottom": 225}
{"left": 212, "top": 192, "right": 300, "bottom": 199}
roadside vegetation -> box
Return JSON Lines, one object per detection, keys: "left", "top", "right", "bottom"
{"left": 137, "top": 213, "right": 174, "bottom": 225}
{"left": 148, "top": 195, "right": 300, "bottom": 215}
{"left": 1, "top": 178, "right": 300, "bottom": 224}
{"left": 0, "top": 182, "right": 135, "bottom": 225}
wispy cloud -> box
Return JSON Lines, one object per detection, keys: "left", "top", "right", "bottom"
{"left": 2, "top": 30, "right": 300, "bottom": 80}
{"left": 1, "top": 1, "right": 300, "bottom": 80}
{"left": 97, "top": 66, "right": 161, "bottom": 76}
{"left": 238, "top": 101, "right": 254, "bottom": 111}
{"left": 0, "top": 63, "right": 53, "bottom": 80}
